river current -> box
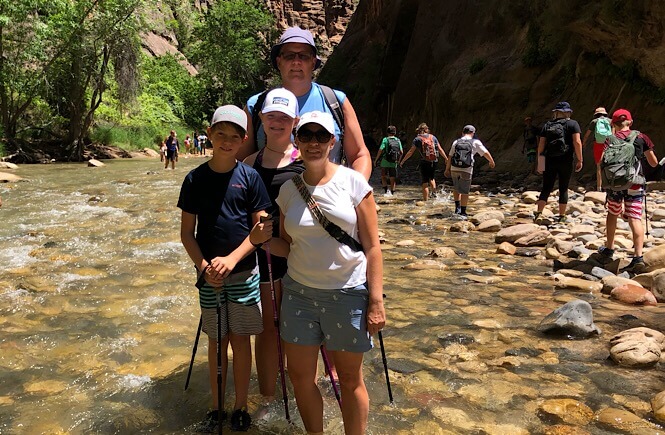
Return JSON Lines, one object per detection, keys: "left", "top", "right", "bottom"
{"left": 1, "top": 157, "right": 664, "bottom": 434}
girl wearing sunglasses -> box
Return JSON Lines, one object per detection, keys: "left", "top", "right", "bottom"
{"left": 266, "top": 111, "right": 385, "bottom": 434}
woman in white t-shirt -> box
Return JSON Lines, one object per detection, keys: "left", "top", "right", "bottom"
{"left": 266, "top": 111, "right": 385, "bottom": 434}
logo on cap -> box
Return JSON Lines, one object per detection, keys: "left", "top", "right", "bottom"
{"left": 271, "top": 97, "right": 290, "bottom": 107}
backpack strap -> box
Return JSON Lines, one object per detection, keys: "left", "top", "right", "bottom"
{"left": 319, "top": 85, "right": 346, "bottom": 163}
{"left": 291, "top": 174, "right": 363, "bottom": 252}
{"left": 251, "top": 90, "right": 270, "bottom": 149}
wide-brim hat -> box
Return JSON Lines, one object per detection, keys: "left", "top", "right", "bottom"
{"left": 270, "top": 27, "right": 322, "bottom": 70}
{"left": 552, "top": 101, "right": 573, "bottom": 112}
{"left": 594, "top": 106, "right": 608, "bottom": 116}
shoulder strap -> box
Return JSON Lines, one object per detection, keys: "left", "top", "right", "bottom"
{"left": 291, "top": 174, "right": 363, "bottom": 252}
{"left": 319, "top": 85, "right": 346, "bottom": 164}
{"left": 251, "top": 91, "right": 270, "bottom": 149}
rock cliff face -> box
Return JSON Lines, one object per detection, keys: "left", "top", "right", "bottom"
{"left": 320, "top": 0, "right": 665, "bottom": 172}
{"left": 141, "top": 1, "right": 356, "bottom": 74}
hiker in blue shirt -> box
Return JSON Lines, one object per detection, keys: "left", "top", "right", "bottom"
{"left": 239, "top": 27, "right": 371, "bottom": 180}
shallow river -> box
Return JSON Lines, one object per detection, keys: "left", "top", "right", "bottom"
{"left": 1, "top": 157, "right": 664, "bottom": 434}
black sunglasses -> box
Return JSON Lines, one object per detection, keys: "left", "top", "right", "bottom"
{"left": 296, "top": 128, "right": 333, "bottom": 143}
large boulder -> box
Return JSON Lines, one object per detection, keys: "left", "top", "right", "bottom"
{"left": 470, "top": 210, "right": 505, "bottom": 225}
{"left": 0, "top": 162, "right": 18, "bottom": 169}
{"left": 477, "top": 219, "right": 502, "bottom": 232}
{"left": 610, "top": 284, "right": 658, "bottom": 306}
{"left": 87, "top": 159, "right": 105, "bottom": 167}
{"left": 601, "top": 275, "right": 643, "bottom": 294}
{"left": 537, "top": 299, "right": 601, "bottom": 338}
{"left": 644, "top": 245, "right": 665, "bottom": 272}
{"left": 514, "top": 230, "right": 552, "bottom": 247}
{"left": 609, "top": 327, "right": 665, "bottom": 367}
{"left": 495, "top": 223, "right": 540, "bottom": 243}
{"left": 537, "top": 398, "right": 594, "bottom": 425}
{"left": 496, "top": 242, "right": 516, "bottom": 255}
{"left": 0, "top": 171, "right": 22, "bottom": 182}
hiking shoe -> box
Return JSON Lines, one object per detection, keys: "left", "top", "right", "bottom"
{"left": 454, "top": 207, "right": 462, "bottom": 215}
{"left": 621, "top": 257, "right": 646, "bottom": 274}
{"left": 558, "top": 215, "right": 568, "bottom": 224}
{"left": 230, "top": 407, "right": 251, "bottom": 431}
{"left": 194, "top": 410, "right": 227, "bottom": 433}
{"left": 430, "top": 191, "right": 438, "bottom": 199}
{"left": 598, "top": 246, "right": 615, "bottom": 259}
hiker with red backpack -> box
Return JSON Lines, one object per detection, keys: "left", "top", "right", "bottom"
{"left": 444, "top": 125, "right": 495, "bottom": 218}
{"left": 399, "top": 123, "right": 448, "bottom": 201}
{"left": 374, "top": 125, "right": 403, "bottom": 196}
{"left": 239, "top": 27, "right": 371, "bottom": 180}
{"left": 597, "top": 108, "right": 660, "bottom": 274}
{"left": 534, "top": 102, "right": 583, "bottom": 224}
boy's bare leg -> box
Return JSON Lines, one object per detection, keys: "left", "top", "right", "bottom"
{"left": 230, "top": 333, "right": 252, "bottom": 410}
{"left": 255, "top": 281, "right": 282, "bottom": 401}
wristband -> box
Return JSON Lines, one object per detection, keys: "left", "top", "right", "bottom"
{"left": 251, "top": 240, "right": 263, "bottom": 249}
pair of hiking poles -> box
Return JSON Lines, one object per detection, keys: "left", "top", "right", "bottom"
{"left": 184, "top": 249, "right": 395, "bottom": 428}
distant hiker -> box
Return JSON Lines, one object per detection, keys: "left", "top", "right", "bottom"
{"left": 178, "top": 105, "right": 273, "bottom": 432}
{"left": 159, "top": 141, "right": 166, "bottom": 162}
{"left": 242, "top": 88, "right": 305, "bottom": 412}
{"left": 184, "top": 134, "right": 192, "bottom": 155}
{"left": 241, "top": 26, "right": 371, "bottom": 180}
{"left": 374, "top": 125, "right": 403, "bottom": 196}
{"left": 197, "top": 132, "right": 208, "bottom": 156}
{"left": 522, "top": 117, "right": 538, "bottom": 174}
{"left": 534, "top": 102, "right": 583, "bottom": 224}
{"left": 582, "top": 106, "right": 611, "bottom": 191}
{"left": 399, "top": 123, "right": 448, "bottom": 201}
{"left": 264, "top": 110, "right": 385, "bottom": 435}
{"left": 164, "top": 130, "right": 180, "bottom": 170}
{"left": 192, "top": 131, "right": 199, "bottom": 155}
{"left": 444, "top": 125, "right": 496, "bottom": 217}
{"left": 597, "top": 108, "right": 659, "bottom": 274}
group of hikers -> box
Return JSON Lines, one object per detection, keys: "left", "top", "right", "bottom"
{"left": 160, "top": 131, "right": 209, "bottom": 170}
{"left": 178, "top": 27, "right": 380, "bottom": 434}
{"left": 530, "top": 101, "right": 660, "bottom": 274}
{"left": 176, "top": 25, "right": 661, "bottom": 434}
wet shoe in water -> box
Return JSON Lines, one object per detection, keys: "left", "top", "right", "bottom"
{"left": 231, "top": 407, "right": 251, "bottom": 431}
{"left": 621, "top": 256, "right": 646, "bottom": 274}
{"left": 194, "top": 410, "right": 227, "bottom": 433}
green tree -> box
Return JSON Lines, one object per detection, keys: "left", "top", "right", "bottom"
{"left": 189, "top": 0, "right": 274, "bottom": 110}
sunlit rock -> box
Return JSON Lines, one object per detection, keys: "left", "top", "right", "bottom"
{"left": 538, "top": 299, "right": 601, "bottom": 337}
{"left": 24, "top": 380, "right": 68, "bottom": 395}
{"left": 470, "top": 210, "right": 505, "bottom": 224}
{"left": 514, "top": 230, "right": 552, "bottom": 247}
{"left": 477, "top": 219, "right": 502, "bottom": 232}
{"left": 552, "top": 274, "right": 603, "bottom": 293}
{"left": 496, "top": 242, "right": 516, "bottom": 255}
{"left": 402, "top": 260, "right": 447, "bottom": 271}
{"left": 595, "top": 407, "right": 660, "bottom": 433}
{"left": 395, "top": 239, "right": 416, "bottom": 246}
{"left": 427, "top": 247, "right": 458, "bottom": 258}
{"left": 87, "top": 159, "right": 105, "bottom": 167}
{"left": 538, "top": 398, "right": 594, "bottom": 425}
{"left": 609, "top": 327, "right": 665, "bottom": 367}
{"left": 601, "top": 275, "right": 643, "bottom": 294}
{"left": 650, "top": 390, "right": 665, "bottom": 423}
{"left": 495, "top": 223, "right": 540, "bottom": 243}
{"left": 644, "top": 244, "right": 665, "bottom": 271}
{"left": 610, "top": 284, "right": 657, "bottom": 306}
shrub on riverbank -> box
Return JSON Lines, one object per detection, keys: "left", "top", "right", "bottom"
{"left": 91, "top": 124, "right": 191, "bottom": 151}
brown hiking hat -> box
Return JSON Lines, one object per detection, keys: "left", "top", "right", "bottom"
{"left": 594, "top": 107, "right": 608, "bottom": 116}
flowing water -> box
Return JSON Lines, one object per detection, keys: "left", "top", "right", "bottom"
{"left": 1, "top": 157, "right": 664, "bottom": 434}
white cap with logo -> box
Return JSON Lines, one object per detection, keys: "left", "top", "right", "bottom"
{"left": 296, "top": 111, "right": 335, "bottom": 135}
{"left": 262, "top": 88, "right": 299, "bottom": 118}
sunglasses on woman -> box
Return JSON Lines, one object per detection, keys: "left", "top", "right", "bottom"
{"left": 280, "top": 51, "right": 313, "bottom": 61}
{"left": 296, "top": 128, "right": 333, "bottom": 143}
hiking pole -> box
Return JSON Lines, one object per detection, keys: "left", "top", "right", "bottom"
{"left": 379, "top": 294, "right": 393, "bottom": 404}
{"left": 185, "top": 267, "right": 209, "bottom": 391}
{"left": 216, "top": 286, "right": 224, "bottom": 435}
{"left": 644, "top": 186, "right": 651, "bottom": 237}
{"left": 265, "top": 244, "right": 291, "bottom": 422}
{"left": 320, "top": 346, "right": 342, "bottom": 409}
{"left": 377, "top": 331, "right": 393, "bottom": 404}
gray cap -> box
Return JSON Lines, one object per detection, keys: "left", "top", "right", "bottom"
{"left": 210, "top": 105, "right": 247, "bottom": 133}
{"left": 463, "top": 125, "right": 476, "bottom": 133}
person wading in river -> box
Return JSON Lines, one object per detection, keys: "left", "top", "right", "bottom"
{"left": 178, "top": 105, "right": 273, "bottom": 432}
{"left": 240, "top": 26, "right": 371, "bottom": 181}
{"left": 399, "top": 123, "right": 448, "bottom": 201}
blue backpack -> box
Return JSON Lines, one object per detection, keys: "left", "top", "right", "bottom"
{"left": 594, "top": 117, "right": 612, "bottom": 143}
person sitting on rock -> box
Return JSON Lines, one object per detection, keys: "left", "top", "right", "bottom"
{"left": 597, "top": 109, "right": 659, "bottom": 274}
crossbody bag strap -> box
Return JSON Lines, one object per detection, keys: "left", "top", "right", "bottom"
{"left": 291, "top": 174, "right": 364, "bottom": 252}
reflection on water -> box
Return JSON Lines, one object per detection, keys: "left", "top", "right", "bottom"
{"left": 1, "top": 158, "right": 664, "bottom": 434}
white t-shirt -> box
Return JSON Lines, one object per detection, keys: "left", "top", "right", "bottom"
{"left": 449, "top": 136, "right": 488, "bottom": 174}
{"left": 276, "top": 165, "right": 372, "bottom": 289}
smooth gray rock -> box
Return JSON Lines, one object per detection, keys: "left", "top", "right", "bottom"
{"left": 538, "top": 299, "right": 601, "bottom": 338}
{"left": 591, "top": 266, "right": 615, "bottom": 279}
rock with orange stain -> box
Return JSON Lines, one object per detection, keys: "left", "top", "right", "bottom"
{"left": 610, "top": 284, "right": 657, "bottom": 306}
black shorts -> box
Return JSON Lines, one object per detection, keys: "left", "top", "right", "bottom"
{"left": 419, "top": 161, "right": 437, "bottom": 183}
{"left": 257, "top": 249, "right": 287, "bottom": 283}
{"left": 166, "top": 149, "right": 177, "bottom": 161}
{"left": 381, "top": 167, "right": 397, "bottom": 178}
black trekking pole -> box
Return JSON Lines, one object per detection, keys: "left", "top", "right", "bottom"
{"left": 320, "top": 346, "right": 342, "bottom": 409}
{"left": 184, "top": 268, "right": 209, "bottom": 391}
{"left": 379, "top": 294, "right": 394, "bottom": 404}
{"left": 265, "top": 243, "right": 291, "bottom": 422}
{"left": 644, "top": 185, "right": 651, "bottom": 237}
{"left": 216, "top": 287, "right": 223, "bottom": 435}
